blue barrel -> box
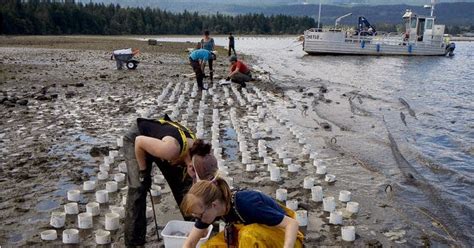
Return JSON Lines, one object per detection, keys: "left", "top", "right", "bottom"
{"left": 361, "top": 40, "right": 365, "bottom": 49}
{"left": 376, "top": 44, "right": 380, "bottom": 52}
{"left": 408, "top": 44, "right": 413, "bottom": 54}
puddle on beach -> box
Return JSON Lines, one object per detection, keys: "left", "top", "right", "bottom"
{"left": 222, "top": 127, "right": 238, "bottom": 161}
{"left": 9, "top": 233, "right": 24, "bottom": 243}
{"left": 35, "top": 199, "right": 60, "bottom": 212}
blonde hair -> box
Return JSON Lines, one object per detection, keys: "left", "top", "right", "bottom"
{"left": 180, "top": 177, "right": 232, "bottom": 216}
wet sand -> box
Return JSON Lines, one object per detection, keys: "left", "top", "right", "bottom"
{"left": 0, "top": 36, "right": 456, "bottom": 247}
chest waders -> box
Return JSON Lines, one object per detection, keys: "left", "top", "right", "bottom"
{"left": 124, "top": 117, "right": 195, "bottom": 247}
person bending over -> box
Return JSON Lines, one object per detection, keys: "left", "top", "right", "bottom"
{"left": 227, "top": 56, "right": 251, "bottom": 88}
{"left": 189, "top": 49, "right": 217, "bottom": 91}
{"left": 124, "top": 115, "right": 218, "bottom": 247}
{"left": 180, "top": 177, "right": 304, "bottom": 248}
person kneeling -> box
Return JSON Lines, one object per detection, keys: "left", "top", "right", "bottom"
{"left": 227, "top": 56, "right": 252, "bottom": 88}
{"left": 180, "top": 177, "right": 304, "bottom": 248}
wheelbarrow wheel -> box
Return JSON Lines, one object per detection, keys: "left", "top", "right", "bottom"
{"left": 126, "top": 61, "right": 137, "bottom": 70}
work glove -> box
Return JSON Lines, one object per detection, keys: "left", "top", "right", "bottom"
{"left": 226, "top": 77, "right": 231, "bottom": 81}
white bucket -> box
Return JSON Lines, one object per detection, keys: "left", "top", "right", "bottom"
{"left": 62, "top": 229, "right": 79, "bottom": 244}
{"left": 346, "top": 202, "right": 360, "bottom": 214}
{"left": 270, "top": 167, "right": 281, "bottom": 182}
{"left": 40, "top": 230, "right": 57, "bottom": 241}
{"left": 95, "top": 229, "right": 111, "bottom": 245}
{"left": 246, "top": 164, "right": 256, "bottom": 172}
{"left": 286, "top": 199, "right": 298, "bottom": 211}
{"left": 67, "top": 190, "right": 81, "bottom": 202}
{"left": 86, "top": 202, "right": 100, "bottom": 216}
{"left": 110, "top": 206, "right": 126, "bottom": 218}
{"left": 83, "top": 181, "right": 96, "bottom": 192}
{"left": 114, "top": 173, "right": 126, "bottom": 183}
{"left": 97, "top": 171, "right": 109, "bottom": 180}
{"left": 64, "top": 202, "right": 79, "bottom": 215}
{"left": 311, "top": 186, "right": 324, "bottom": 202}
{"left": 105, "top": 213, "right": 120, "bottom": 231}
{"left": 339, "top": 190, "right": 352, "bottom": 202}
{"left": 329, "top": 211, "right": 343, "bottom": 225}
{"left": 276, "top": 189, "right": 287, "bottom": 201}
{"left": 116, "top": 137, "right": 124, "bottom": 147}
{"left": 106, "top": 181, "right": 118, "bottom": 193}
{"left": 161, "top": 220, "right": 213, "bottom": 248}
{"left": 283, "top": 158, "right": 292, "bottom": 165}
{"left": 316, "top": 165, "right": 327, "bottom": 175}
{"left": 323, "top": 197, "right": 336, "bottom": 212}
{"left": 341, "top": 226, "right": 356, "bottom": 242}
{"left": 96, "top": 190, "right": 109, "bottom": 204}
{"left": 151, "top": 185, "right": 162, "bottom": 196}
{"left": 296, "top": 210, "right": 308, "bottom": 226}
{"left": 78, "top": 212, "right": 93, "bottom": 229}
{"left": 303, "top": 177, "right": 315, "bottom": 189}
{"left": 153, "top": 175, "right": 165, "bottom": 184}
{"left": 50, "top": 212, "right": 66, "bottom": 228}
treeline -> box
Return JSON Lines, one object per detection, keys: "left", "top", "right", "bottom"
{"left": 0, "top": 0, "right": 316, "bottom": 35}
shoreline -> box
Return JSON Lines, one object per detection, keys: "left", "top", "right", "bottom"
{"left": 0, "top": 36, "right": 465, "bottom": 247}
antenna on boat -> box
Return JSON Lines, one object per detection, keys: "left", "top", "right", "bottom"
{"left": 317, "top": 0, "right": 322, "bottom": 31}
{"left": 424, "top": 0, "right": 436, "bottom": 17}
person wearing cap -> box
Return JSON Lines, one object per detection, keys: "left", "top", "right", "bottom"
{"left": 124, "top": 115, "right": 219, "bottom": 246}
{"left": 189, "top": 48, "right": 217, "bottom": 90}
{"left": 227, "top": 55, "right": 252, "bottom": 87}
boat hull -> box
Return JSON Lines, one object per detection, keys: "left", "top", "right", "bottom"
{"left": 304, "top": 40, "right": 448, "bottom": 56}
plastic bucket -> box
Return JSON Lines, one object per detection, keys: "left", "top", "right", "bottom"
{"left": 161, "top": 220, "right": 213, "bottom": 248}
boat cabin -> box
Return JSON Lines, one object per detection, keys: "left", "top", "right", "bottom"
{"left": 403, "top": 9, "right": 445, "bottom": 45}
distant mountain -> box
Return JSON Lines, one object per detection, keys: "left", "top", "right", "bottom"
{"left": 76, "top": 1, "right": 474, "bottom": 25}
{"left": 77, "top": 0, "right": 474, "bottom": 7}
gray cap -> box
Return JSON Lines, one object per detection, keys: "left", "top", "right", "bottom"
{"left": 229, "top": 55, "right": 238, "bottom": 62}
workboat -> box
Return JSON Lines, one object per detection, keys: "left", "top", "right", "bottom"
{"left": 303, "top": 1, "right": 455, "bottom": 56}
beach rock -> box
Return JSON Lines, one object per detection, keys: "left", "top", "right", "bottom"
{"left": 17, "top": 99, "right": 28, "bottom": 106}
{"left": 35, "top": 95, "right": 50, "bottom": 101}
{"left": 74, "top": 82, "right": 84, "bottom": 87}
{"left": 0, "top": 96, "right": 7, "bottom": 103}
{"left": 366, "top": 239, "right": 382, "bottom": 248}
{"left": 65, "top": 91, "right": 76, "bottom": 98}
{"left": 89, "top": 146, "right": 110, "bottom": 157}
{"left": 3, "top": 100, "right": 15, "bottom": 107}
{"left": 320, "top": 122, "right": 332, "bottom": 131}
{"left": 99, "top": 74, "right": 107, "bottom": 79}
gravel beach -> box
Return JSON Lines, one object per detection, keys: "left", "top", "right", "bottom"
{"left": 0, "top": 36, "right": 456, "bottom": 247}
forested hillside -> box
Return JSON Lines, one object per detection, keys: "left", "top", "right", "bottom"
{"left": 0, "top": 1, "right": 315, "bottom": 35}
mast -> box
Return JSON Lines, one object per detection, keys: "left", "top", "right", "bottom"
{"left": 317, "top": 0, "right": 322, "bottom": 30}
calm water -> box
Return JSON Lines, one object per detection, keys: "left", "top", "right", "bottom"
{"left": 156, "top": 36, "right": 473, "bottom": 243}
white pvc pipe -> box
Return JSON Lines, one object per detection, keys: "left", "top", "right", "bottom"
{"left": 50, "top": 212, "right": 66, "bottom": 228}
{"left": 276, "top": 189, "right": 288, "bottom": 201}
{"left": 95, "top": 229, "right": 111, "bottom": 245}
{"left": 341, "top": 226, "right": 356, "bottom": 241}
{"left": 78, "top": 212, "right": 93, "bottom": 229}
{"left": 67, "top": 190, "right": 81, "bottom": 202}
{"left": 86, "top": 202, "right": 100, "bottom": 216}
{"left": 62, "top": 229, "right": 79, "bottom": 244}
